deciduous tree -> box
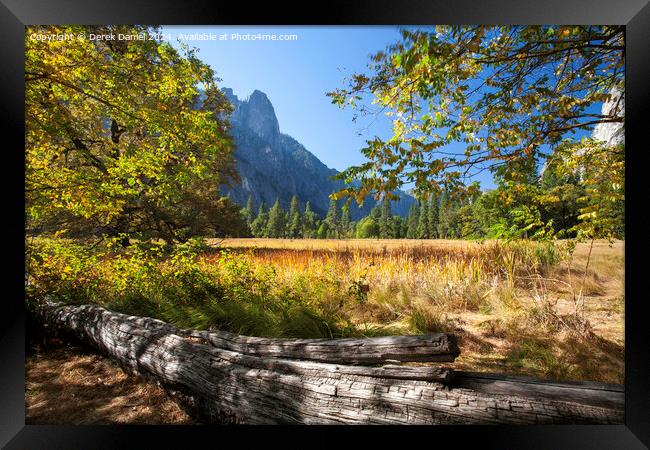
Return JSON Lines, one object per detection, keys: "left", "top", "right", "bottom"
{"left": 287, "top": 195, "right": 302, "bottom": 238}
{"left": 26, "top": 25, "right": 242, "bottom": 243}
{"left": 328, "top": 26, "right": 624, "bottom": 203}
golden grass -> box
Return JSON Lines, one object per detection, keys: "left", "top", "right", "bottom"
{"left": 207, "top": 238, "right": 624, "bottom": 383}
{"left": 213, "top": 238, "right": 482, "bottom": 252}
{"left": 30, "top": 236, "right": 624, "bottom": 383}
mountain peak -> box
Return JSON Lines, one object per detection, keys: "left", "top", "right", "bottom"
{"left": 246, "top": 90, "right": 276, "bottom": 123}
{"left": 221, "top": 87, "right": 417, "bottom": 219}
{"left": 226, "top": 88, "right": 280, "bottom": 144}
{"left": 249, "top": 89, "right": 270, "bottom": 102}
{"left": 221, "top": 87, "right": 238, "bottom": 104}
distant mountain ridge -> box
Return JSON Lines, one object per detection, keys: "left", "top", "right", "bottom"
{"left": 219, "top": 88, "right": 416, "bottom": 219}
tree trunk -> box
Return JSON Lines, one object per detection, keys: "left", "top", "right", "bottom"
{"left": 32, "top": 300, "right": 624, "bottom": 425}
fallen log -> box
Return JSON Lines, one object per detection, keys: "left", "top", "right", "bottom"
{"left": 453, "top": 371, "right": 625, "bottom": 411}
{"left": 33, "top": 300, "right": 624, "bottom": 425}
{"left": 63, "top": 307, "right": 459, "bottom": 365}
{"left": 179, "top": 328, "right": 460, "bottom": 364}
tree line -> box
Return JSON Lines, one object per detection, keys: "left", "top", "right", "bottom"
{"left": 237, "top": 147, "right": 624, "bottom": 240}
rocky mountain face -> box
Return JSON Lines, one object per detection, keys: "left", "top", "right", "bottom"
{"left": 220, "top": 88, "right": 416, "bottom": 219}
{"left": 592, "top": 86, "right": 624, "bottom": 147}
{"left": 540, "top": 85, "right": 624, "bottom": 179}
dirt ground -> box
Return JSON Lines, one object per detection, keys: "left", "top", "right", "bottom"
{"left": 25, "top": 339, "right": 197, "bottom": 425}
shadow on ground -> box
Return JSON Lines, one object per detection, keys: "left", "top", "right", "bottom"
{"left": 25, "top": 339, "right": 198, "bottom": 425}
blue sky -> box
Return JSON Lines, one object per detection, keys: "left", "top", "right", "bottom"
{"left": 162, "top": 26, "right": 399, "bottom": 171}
{"left": 162, "top": 26, "right": 602, "bottom": 192}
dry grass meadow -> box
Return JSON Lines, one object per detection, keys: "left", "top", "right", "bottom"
{"left": 209, "top": 238, "right": 625, "bottom": 384}
{"left": 25, "top": 236, "right": 624, "bottom": 424}
{"left": 28, "top": 236, "right": 624, "bottom": 385}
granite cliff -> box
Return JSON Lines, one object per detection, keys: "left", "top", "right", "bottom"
{"left": 219, "top": 88, "right": 416, "bottom": 219}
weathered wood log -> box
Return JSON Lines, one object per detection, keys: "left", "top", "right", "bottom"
{"left": 453, "top": 371, "right": 625, "bottom": 411}
{"left": 69, "top": 308, "right": 459, "bottom": 365}
{"left": 33, "top": 300, "right": 624, "bottom": 425}
{"left": 179, "top": 329, "right": 460, "bottom": 364}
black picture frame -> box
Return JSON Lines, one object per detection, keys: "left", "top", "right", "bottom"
{"left": 2, "top": 1, "right": 648, "bottom": 447}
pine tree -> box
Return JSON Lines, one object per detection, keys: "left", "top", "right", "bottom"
{"left": 250, "top": 203, "right": 268, "bottom": 237}
{"left": 437, "top": 191, "right": 450, "bottom": 238}
{"left": 390, "top": 215, "right": 402, "bottom": 238}
{"left": 241, "top": 194, "right": 255, "bottom": 228}
{"left": 400, "top": 215, "right": 409, "bottom": 238}
{"left": 266, "top": 198, "right": 287, "bottom": 238}
{"left": 447, "top": 198, "right": 460, "bottom": 238}
{"left": 380, "top": 199, "right": 391, "bottom": 238}
{"left": 406, "top": 204, "right": 419, "bottom": 238}
{"left": 287, "top": 195, "right": 301, "bottom": 238}
{"left": 317, "top": 222, "right": 329, "bottom": 239}
{"left": 417, "top": 199, "right": 429, "bottom": 239}
{"left": 340, "top": 204, "right": 351, "bottom": 238}
{"left": 325, "top": 198, "right": 340, "bottom": 238}
{"left": 302, "top": 201, "right": 318, "bottom": 238}
{"left": 370, "top": 204, "right": 381, "bottom": 222}
{"left": 428, "top": 193, "right": 439, "bottom": 239}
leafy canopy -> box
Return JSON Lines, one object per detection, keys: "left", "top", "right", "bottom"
{"left": 26, "top": 25, "right": 241, "bottom": 242}
{"left": 327, "top": 25, "right": 624, "bottom": 203}
{"left": 552, "top": 139, "right": 624, "bottom": 240}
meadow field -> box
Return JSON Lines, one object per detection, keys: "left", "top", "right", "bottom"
{"left": 212, "top": 238, "right": 625, "bottom": 383}
{"left": 28, "top": 237, "right": 624, "bottom": 384}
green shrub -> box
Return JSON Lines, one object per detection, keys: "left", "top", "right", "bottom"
{"left": 26, "top": 237, "right": 363, "bottom": 339}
